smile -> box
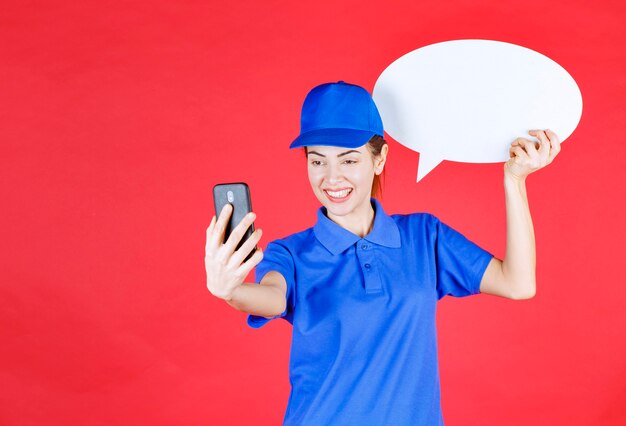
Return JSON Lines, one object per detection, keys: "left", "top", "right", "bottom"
{"left": 324, "top": 188, "right": 353, "bottom": 202}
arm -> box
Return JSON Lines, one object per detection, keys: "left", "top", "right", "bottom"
{"left": 225, "top": 271, "right": 287, "bottom": 318}
{"left": 480, "top": 175, "right": 536, "bottom": 299}
{"left": 480, "top": 129, "right": 561, "bottom": 300}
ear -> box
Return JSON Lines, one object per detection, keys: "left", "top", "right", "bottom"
{"left": 374, "top": 144, "right": 389, "bottom": 175}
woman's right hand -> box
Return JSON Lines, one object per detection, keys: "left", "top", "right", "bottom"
{"left": 205, "top": 203, "right": 264, "bottom": 301}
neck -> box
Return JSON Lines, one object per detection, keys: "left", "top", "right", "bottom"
{"left": 327, "top": 200, "right": 375, "bottom": 238}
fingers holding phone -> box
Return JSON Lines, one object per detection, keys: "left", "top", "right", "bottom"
{"left": 221, "top": 208, "right": 256, "bottom": 255}
{"left": 230, "top": 224, "right": 264, "bottom": 282}
{"left": 205, "top": 209, "right": 263, "bottom": 301}
{"left": 206, "top": 203, "right": 232, "bottom": 250}
{"left": 225, "top": 212, "right": 263, "bottom": 266}
{"left": 205, "top": 183, "right": 263, "bottom": 300}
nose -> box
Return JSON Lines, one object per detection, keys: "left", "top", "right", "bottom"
{"left": 325, "top": 164, "right": 344, "bottom": 184}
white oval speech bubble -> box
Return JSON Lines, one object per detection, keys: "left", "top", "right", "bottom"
{"left": 373, "top": 39, "right": 583, "bottom": 181}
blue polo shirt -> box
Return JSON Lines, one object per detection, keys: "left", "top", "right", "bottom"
{"left": 247, "top": 198, "right": 493, "bottom": 425}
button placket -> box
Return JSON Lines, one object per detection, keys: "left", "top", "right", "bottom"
{"left": 356, "top": 240, "right": 382, "bottom": 293}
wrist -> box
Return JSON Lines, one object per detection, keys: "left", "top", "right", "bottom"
{"left": 224, "top": 284, "right": 242, "bottom": 303}
{"left": 504, "top": 166, "right": 527, "bottom": 186}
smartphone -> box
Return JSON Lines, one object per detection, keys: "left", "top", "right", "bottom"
{"left": 212, "top": 182, "right": 256, "bottom": 263}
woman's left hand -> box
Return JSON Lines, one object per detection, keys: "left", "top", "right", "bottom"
{"left": 504, "top": 129, "right": 561, "bottom": 181}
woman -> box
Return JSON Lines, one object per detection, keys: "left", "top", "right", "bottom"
{"left": 205, "top": 81, "right": 561, "bottom": 425}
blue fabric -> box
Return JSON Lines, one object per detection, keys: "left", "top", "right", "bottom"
{"left": 247, "top": 198, "right": 494, "bottom": 425}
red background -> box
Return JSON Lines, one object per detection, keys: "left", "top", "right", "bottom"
{"left": 2, "top": 1, "right": 625, "bottom": 425}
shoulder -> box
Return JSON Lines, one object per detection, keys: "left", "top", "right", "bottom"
{"left": 264, "top": 227, "right": 316, "bottom": 254}
{"left": 390, "top": 211, "right": 442, "bottom": 232}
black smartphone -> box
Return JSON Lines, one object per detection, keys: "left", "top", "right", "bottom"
{"left": 212, "top": 182, "right": 256, "bottom": 263}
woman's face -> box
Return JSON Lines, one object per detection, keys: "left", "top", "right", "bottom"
{"left": 306, "top": 143, "right": 387, "bottom": 221}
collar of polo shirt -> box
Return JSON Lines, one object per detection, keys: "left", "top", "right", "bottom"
{"left": 313, "top": 198, "right": 401, "bottom": 255}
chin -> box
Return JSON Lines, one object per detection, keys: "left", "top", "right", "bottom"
{"left": 317, "top": 191, "right": 364, "bottom": 217}
{"left": 324, "top": 204, "right": 351, "bottom": 217}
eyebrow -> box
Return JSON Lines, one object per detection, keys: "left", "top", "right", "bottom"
{"left": 307, "top": 149, "right": 361, "bottom": 158}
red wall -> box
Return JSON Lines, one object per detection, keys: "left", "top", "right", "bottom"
{"left": 2, "top": 1, "right": 625, "bottom": 425}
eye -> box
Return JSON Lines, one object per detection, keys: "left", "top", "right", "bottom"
{"left": 343, "top": 159, "right": 358, "bottom": 165}
{"left": 310, "top": 160, "right": 324, "bottom": 166}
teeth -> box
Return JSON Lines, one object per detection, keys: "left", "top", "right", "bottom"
{"left": 326, "top": 189, "right": 351, "bottom": 198}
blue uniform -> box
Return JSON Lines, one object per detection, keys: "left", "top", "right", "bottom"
{"left": 247, "top": 198, "right": 493, "bottom": 425}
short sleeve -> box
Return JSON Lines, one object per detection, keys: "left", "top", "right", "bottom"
{"left": 246, "top": 240, "right": 296, "bottom": 328}
{"left": 431, "top": 215, "right": 494, "bottom": 300}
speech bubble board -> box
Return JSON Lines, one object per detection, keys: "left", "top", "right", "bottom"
{"left": 373, "top": 39, "right": 583, "bottom": 181}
